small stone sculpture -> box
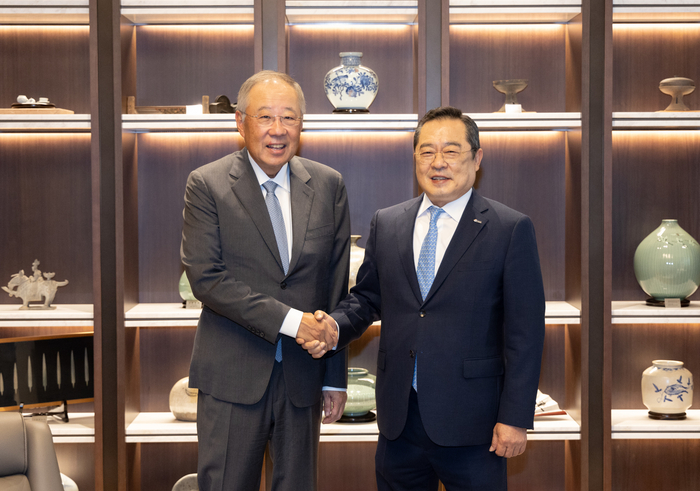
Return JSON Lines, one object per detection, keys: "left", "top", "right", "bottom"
{"left": 2, "top": 260, "right": 69, "bottom": 309}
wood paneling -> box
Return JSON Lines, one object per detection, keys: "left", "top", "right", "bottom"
{"left": 288, "top": 25, "right": 415, "bottom": 114}
{"left": 139, "top": 442, "right": 198, "bottom": 491}
{"left": 612, "top": 439, "right": 700, "bottom": 491}
{"left": 138, "top": 326, "right": 196, "bottom": 412}
{"left": 0, "top": 134, "right": 93, "bottom": 305}
{"left": 450, "top": 25, "right": 567, "bottom": 113}
{"left": 507, "top": 441, "right": 566, "bottom": 491}
{"left": 612, "top": 323, "right": 700, "bottom": 408}
{"left": 318, "top": 442, "right": 378, "bottom": 491}
{"left": 0, "top": 26, "right": 90, "bottom": 113}
{"left": 612, "top": 131, "right": 700, "bottom": 301}
{"left": 613, "top": 24, "right": 700, "bottom": 112}
{"left": 477, "top": 132, "right": 567, "bottom": 300}
{"left": 133, "top": 26, "right": 255, "bottom": 107}
{"left": 136, "top": 133, "right": 244, "bottom": 303}
{"left": 298, "top": 132, "right": 415, "bottom": 249}
{"left": 55, "top": 443, "right": 96, "bottom": 491}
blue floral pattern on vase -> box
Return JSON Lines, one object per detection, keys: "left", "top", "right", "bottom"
{"left": 642, "top": 360, "right": 694, "bottom": 419}
{"left": 324, "top": 52, "right": 378, "bottom": 112}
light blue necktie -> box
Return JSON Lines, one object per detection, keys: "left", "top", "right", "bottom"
{"left": 413, "top": 206, "right": 444, "bottom": 390}
{"left": 263, "top": 180, "right": 289, "bottom": 362}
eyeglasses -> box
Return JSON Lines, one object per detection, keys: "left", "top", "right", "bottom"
{"left": 414, "top": 149, "right": 474, "bottom": 165}
{"left": 241, "top": 112, "right": 302, "bottom": 128}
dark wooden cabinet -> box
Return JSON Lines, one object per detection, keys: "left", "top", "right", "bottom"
{"left": 3, "top": 1, "right": 700, "bottom": 490}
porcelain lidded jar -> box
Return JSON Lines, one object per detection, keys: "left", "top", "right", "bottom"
{"left": 633, "top": 219, "right": 700, "bottom": 305}
{"left": 349, "top": 235, "right": 366, "bottom": 291}
{"left": 169, "top": 377, "right": 198, "bottom": 421}
{"left": 642, "top": 360, "right": 693, "bottom": 419}
{"left": 340, "top": 367, "right": 376, "bottom": 422}
{"left": 324, "top": 52, "right": 378, "bottom": 113}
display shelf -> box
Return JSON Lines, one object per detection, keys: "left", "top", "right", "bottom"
{"left": 0, "top": 304, "right": 93, "bottom": 328}
{"left": 612, "top": 301, "right": 700, "bottom": 324}
{"left": 124, "top": 301, "right": 578, "bottom": 327}
{"left": 124, "top": 411, "right": 579, "bottom": 443}
{"left": 122, "top": 113, "right": 582, "bottom": 132}
{"left": 545, "top": 301, "right": 580, "bottom": 324}
{"left": 120, "top": 0, "right": 254, "bottom": 25}
{"left": 0, "top": 0, "right": 89, "bottom": 24}
{"left": 0, "top": 114, "right": 90, "bottom": 131}
{"left": 613, "top": 112, "right": 700, "bottom": 129}
{"left": 46, "top": 412, "right": 95, "bottom": 443}
{"left": 613, "top": 0, "right": 700, "bottom": 22}
{"left": 468, "top": 112, "right": 581, "bottom": 130}
{"left": 612, "top": 409, "right": 700, "bottom": 439}
{"left": 125, "top": 303, "right": 200, "bottom": 327}
{"left": 285, "top": 1, "right": 418, "bottom": 24}
{"left": 450, "top": 0, "right": 581, "bottom": 23}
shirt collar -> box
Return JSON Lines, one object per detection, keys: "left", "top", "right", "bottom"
{"left": 418, "top": 188, "right": 472, "bottom": 223}
{"left": 248, "top": 152, "right": 290, "bottom": 192}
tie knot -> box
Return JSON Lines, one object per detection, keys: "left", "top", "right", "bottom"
{"left": 428, "top": 206, "right": 444, "bottom": 224}
{"left": 263, "top": 180, "right": 278, "bottom": 195}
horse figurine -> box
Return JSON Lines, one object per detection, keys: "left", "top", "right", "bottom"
{"left": 2, "top": 260, "right": 69, "bottom": 309}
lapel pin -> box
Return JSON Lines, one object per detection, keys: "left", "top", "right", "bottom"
{"left": 473, "top": 219, "right": 482, "bottom": 224}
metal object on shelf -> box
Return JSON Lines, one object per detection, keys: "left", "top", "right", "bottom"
{"left": 659, "top": 77, "right": 695, "bottom": 111}
{"left": 2, "top": 260, "right": 68, "bottom": 310}
{"left": 493, "top": 79, "right": 529, "bottom": 112}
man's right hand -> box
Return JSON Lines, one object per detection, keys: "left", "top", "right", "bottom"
{"left": 296, "top": 311, "right": 337, "bottom": 358}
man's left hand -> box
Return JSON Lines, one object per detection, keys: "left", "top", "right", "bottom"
{"left": 489, "top": 423, "right": 527, "bottom": 458}
{"left": 322, "top": 390, "right": 347, "bottom": 424}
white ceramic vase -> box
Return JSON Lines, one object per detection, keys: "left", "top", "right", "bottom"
{"left": 349, "top": 235, "right": 366, "bottom": 291}
{"left": 324, "top": 52, "right": 378, "bottom": 113}
{"left": 641, "top": 360, "right": 693, "bottom": 419}
{"left": 169, "top": 376, "right": 198, "bottom": 422}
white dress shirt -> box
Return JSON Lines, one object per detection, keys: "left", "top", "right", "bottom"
{"left": 413, "top": 189, "right": 473, "bottom": 272}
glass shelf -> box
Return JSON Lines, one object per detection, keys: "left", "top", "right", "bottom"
{"left": 0, "top": 114, "right": 90, "bottom": 131}
{"left": 0, "top": 1, "right": 89, "bottom": 24}
{"left": 612, "top": 301, "right": 700, "bottom": 324}
{"left": 0, "top": 304, "right": 93, "bottom": 328}
{"left": 120, "top": 0, "right": 254, "bottom": 25}
{"left": 285, "top": 1, "right": 418, "bottom": 24}
{"left": 612, "top": 409, "right": 700, "bottom": 439}
{"left": 613, "top": 0, "right": 700, "bottom": 22}
{"left": 613, "top": 112, "right": 700, "bottom": 129}
{"left": 450, "top": 0, "right": 581, "bottom": 24}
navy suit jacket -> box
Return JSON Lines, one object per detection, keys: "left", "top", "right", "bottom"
{"left": 182, "top": 149, "right": 350, "bottom": 408}
{"left": 332, "top": 191, "right": 545, "bottom": 446}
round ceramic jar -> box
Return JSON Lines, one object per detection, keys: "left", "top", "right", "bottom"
{"left": 343, "top": 367, "right": 376, "bottom": 418}
{"left": 169, "top": 377, "right": 198, "bottom": 422}
{"left": 324, "top": 52, "right": 378, "bottom": 113}
{"left": 633, "top": 219, "right": 700, "bottom": 302}
{"left": 641, "top": 360, "right": 693, "bottom": 419}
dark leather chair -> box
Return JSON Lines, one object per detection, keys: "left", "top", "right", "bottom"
{"left": 0, "top": 412, "right": 64, "bottom": 491}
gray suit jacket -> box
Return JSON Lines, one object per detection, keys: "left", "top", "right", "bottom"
{"left": 182, "top": 149, "right": 350, "bottom": 407}
{"left": 332, "top": 192, "right": 545, "bottom": 446}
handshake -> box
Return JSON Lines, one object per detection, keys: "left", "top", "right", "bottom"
{"left": 296, "top": 311, "right": 337, "bottom": 359}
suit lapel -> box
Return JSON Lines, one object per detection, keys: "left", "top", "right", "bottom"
{"left": 288, "top": 158, "right": 313, "bottom": 275}
{"left": 395, "top": 197, "right": 424, "bottom": 305}
{"left": 423, "top": 192, "right": 489, "bottom": 304}
{"left": 228, "top": 150, "right": 287, "bottom": 274}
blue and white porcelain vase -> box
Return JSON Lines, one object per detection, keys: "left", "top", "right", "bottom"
{"left": 633, "top": 219, "right": 700, "bottom": 304}
{"left": 641, "top": 360, "right": 693, "bottom": 420}
{"left": 324, "top": 52, "right": 378, "bottom": 113}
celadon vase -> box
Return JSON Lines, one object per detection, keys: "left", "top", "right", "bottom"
{"left": 349, "top": 235, "right": 366, "bottom": 291}
{"left": 324, "top": 52, "right": 378, "bottom": 113}
{"left": 633, "top": 219, "right": 700, "bottom": 303}
{"left": 169, "top": 376, "right": 198, "bottom": 422}
{"left": 642, "top": 360, "right": 693, "bottom": 419}
{"left": 178, "top": 271, "right": 202, "bottom": 308}
{"left": 340, "top": 367, "right": 376, "bottom": 422}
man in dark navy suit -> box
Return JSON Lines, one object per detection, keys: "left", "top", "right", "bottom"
{"left": 301, "top": 106, "right": 545, "bottom": 490}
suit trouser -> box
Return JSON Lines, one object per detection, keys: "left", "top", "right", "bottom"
{"left": 375, "top": 389, "right": 507, "bottom": 491}
{"left": 196, "top": 361, "right": 322, "bottom": 491}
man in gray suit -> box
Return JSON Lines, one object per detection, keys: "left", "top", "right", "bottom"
{"left": 181, "top": 71, "right": 350, "bottom": 491}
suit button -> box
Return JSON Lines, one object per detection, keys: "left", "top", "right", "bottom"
{"left": 280, "top": 281, "right": 287, "bottom": 289}
{"left": 410, "top": 350, "right": 415, "bottom": 358}
{"left": 419, "top": 310, "right": 426, "bottom": 318}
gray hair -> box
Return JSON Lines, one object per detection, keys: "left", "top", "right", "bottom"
{"left": 237, "top": 70, "right": 306, "bottom": 117}
{"left": 413, "top": 106, "right": 480, "bottom": 158}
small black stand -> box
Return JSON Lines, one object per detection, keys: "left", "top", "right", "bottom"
{"left": 648, "top": 410, "right": 686, "bottom": 420}
{"left": 645, "top": 297, "right": 690, "bottom": 307}
{"left": 332, "top": 108, "right": 370, "bottom": 114}
{"left": 338, "top": 411, "right": 377, "bottom": 423}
